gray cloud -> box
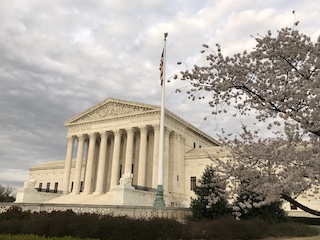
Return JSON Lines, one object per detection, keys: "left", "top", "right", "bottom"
{"left": 0, "top": 0, "right": 318, "bottom": 188}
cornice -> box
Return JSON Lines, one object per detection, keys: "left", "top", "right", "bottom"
{"left": 164, "top": 111, "right": 220, "bottom": 146}
{"left": 67, "top": 110, "right": 160, "bottom": 133}
{"left": 64, "top": 98, "right": 160, "bottom": 126}
{"left": 64, "top": 97, "right": 220, "bottom": 146}
{"left": 29, "top": 160, "right": 66, "bottom": 171}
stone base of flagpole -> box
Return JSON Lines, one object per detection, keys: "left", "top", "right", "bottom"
{"left": 153, "top": 185, "right": 166, "bottom": 208}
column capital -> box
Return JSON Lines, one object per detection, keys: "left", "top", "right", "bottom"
{"left": 173, "top": 132, "right": 180, "bottom": 140}
{"left": 139, "top": 125, "right": 148, "bottom": 133}
{"left": 77, "top": 134, "right": 86, "bottom": 141}
{"left": 88, "top": 132, "right": 98, "bottom": 139}
{"left": 164, "top": 127, "right": 172, "bottom": 136}
{"left": 113, "top": 129, "right": 122, "bottom": 137}
{"left": 67, "top": 135, "right": 75, "bottom": 143}
{"left": 100, "top": 131, "right": 110, "bottom": 138}
{"left": 125, "top": 127, "right": 135, "bottom": 135}
{"left": 153, "top": 124, "right": 160, "bottom": 132}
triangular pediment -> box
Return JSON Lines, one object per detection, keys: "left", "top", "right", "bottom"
{"left": 65, "top": 98, "right": 159, "bottom": 125}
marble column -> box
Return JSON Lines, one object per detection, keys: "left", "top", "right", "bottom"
{"left": 124, "top": 128, "right": 134, "bottom": 175}
{"left": 179, "top": 136, "right": 186, "bottom": 189}
{"left": 152, "top": 125, "right": 160, "bottom": 188}
{"left": 163, "top": 128, "right": 170, "bottom": 192}
{"left": 137, "top": 126, "right": 147, "bottom": 187}
{"left": 74, "top": 135, "right": 86, "bottom": 194}
{"left": 95, "top": 131, "right": 109, "bottom": 194}
{"left": 110, "top": 129, "right": 122, "bottom": 188}
{"left": 173, "top": 133, "right": 181, "bottom": 189}
{"left": 83, "top": 133, "right": 97, "bottom": 194}
{"left": 62, "top": 135, "right": 75, "bottom": 194}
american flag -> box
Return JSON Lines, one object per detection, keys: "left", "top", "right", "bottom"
{"left": 159, "top": 49, "right": 164, "bottom": 85}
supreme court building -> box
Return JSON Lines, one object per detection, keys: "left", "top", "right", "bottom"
{"left": 16, "top": 97, "right": 221, "bottom": 207}
{"left": 15, "top": 97, "right": 320, "bottom": 217}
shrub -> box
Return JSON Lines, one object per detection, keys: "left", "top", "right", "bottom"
{"left": 0, "top": 208, "right": 318, "bottom": 239}
{"left": 233, "top": 192, "right": 287, "bottom": 223}
{"left": 0, "top": 206, "right": 31, "bottom": 221}
{"left": 182, "top": 217, "right": 319, "bottom": 240}
{"left": 0, "top": 210, "right": 183, "bottom": 240}
{"left": 0, "top": 234, "right": 98, "bottom": 240}
{"left": 190, "top": 165, "right": 232, "bottom": 220}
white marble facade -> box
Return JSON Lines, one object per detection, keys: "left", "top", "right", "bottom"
{"left": 17, "top": 98, "right": 219, "bottom": 207}
{"left": 16, "top": 97, "right": 320, "bottom": 215}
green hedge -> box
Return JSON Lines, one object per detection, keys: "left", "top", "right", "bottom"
{"left": 0, "top": 234, "right": 97, "bottom": 240}
{"left": 292, "top": 217, "right": 320, "bottom": 225}
{"left": 0, "top": 207, "right": 182, "bottom": 240}
{"left": 0, "top": 207, "right": 318, "bottom": 240}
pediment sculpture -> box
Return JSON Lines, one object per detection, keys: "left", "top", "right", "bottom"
{"left": 72, "top": 102, "right": 154, "bottom": 123}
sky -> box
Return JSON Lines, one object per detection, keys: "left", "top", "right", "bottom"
{"left": 0, "top": 0, "right": 319, "bottom": 189}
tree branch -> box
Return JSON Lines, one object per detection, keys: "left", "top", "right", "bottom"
{"left": 281, "top": 194, "right": 320, "bottom": 216}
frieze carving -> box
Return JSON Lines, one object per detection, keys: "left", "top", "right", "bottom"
{"left": 72, "top": 102, "right": 152, "bottom": 123}
{"left": 166, "top": 115, "right": 217, "bottom": 145}
{"left": 68, "top": 125, "right": 91, "bottom": 133}
{"left": 67, "top": 112, "right": 158, "bottom": 134}
{"left": 129, "top": 113, "right": 159, "bottom": 122}
{"left": 66, "top": 103, "right": 217, "bottom": 145}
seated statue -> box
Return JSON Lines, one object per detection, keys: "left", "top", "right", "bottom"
{"left": 119, "top": 172, "right": 133, "bottom": 186}
{"left": 23, "top": 179, "right": 36, "bottom": 189}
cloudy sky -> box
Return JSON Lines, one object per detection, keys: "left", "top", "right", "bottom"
{"left": 1, "top": 0, "right": 319, "bottom": 189}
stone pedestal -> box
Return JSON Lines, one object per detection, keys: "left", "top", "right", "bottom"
{"left": 15, "top": 180, "right": 61, "bottom": 203}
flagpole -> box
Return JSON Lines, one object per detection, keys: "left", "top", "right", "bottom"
{"left": 154, "top": 32, "right": 168, "bottom": 208}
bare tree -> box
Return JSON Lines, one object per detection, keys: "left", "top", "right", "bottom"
{"left": 0, "top": 184, "right": 15, "bottom": 202}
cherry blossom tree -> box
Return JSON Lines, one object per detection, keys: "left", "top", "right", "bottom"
{"left": 176, "top": 26, "right": 320, "bottom": 216}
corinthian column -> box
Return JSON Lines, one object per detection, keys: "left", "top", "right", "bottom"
{"left": 95, "top": 131, "right": 109, "bottom": 194}
{"left": 83, "top": 133, "right": 97, "bottom": 194}
{"left": 163, "top": 128, "right": 170, "bottom": 191}
{"left": 62, "top": 135, "right": 75, "bottom": 194}
{"left": 74, "top": 135, "right": 86, "bottom": 194}
{"left": 137, "top": 126, "right": 147, "bottom": 187}
{"left": 124, "top": 128, "right": 134, "bottom": 175}
{"left": 152, "top": 125, "right": 160, "bottom": 188}
{"left": 110, "top": 129, "right": 121, "bottom": 188}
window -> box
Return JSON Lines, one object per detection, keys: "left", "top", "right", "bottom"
{"left": 193, "top": 143, "right": 196, "bottom": 148}
{"left": 290, "top": 204, "right": 298, "bottom": 210}
{"left": 190, "top": 176, "right": 197, "bottom": 191}
{"left": 131, "top": 164, "right": 134, "bottom": 174}
{"left": 71, "top": 182, "right": 74, "bottom": 192}
{"left": 46, "top": 182, "right": 50, "bottom": 192}
{"left": 38, "top": 183, "right": 43, "bottom": 192}
{"left": 177, "top": 175, "right": 179, "bottom": 181}
{"left": 54, "top": 182, "right": 58, "bottom": 193}
{"left": 80, "top": 181, "right": 83, "bottom": 192}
